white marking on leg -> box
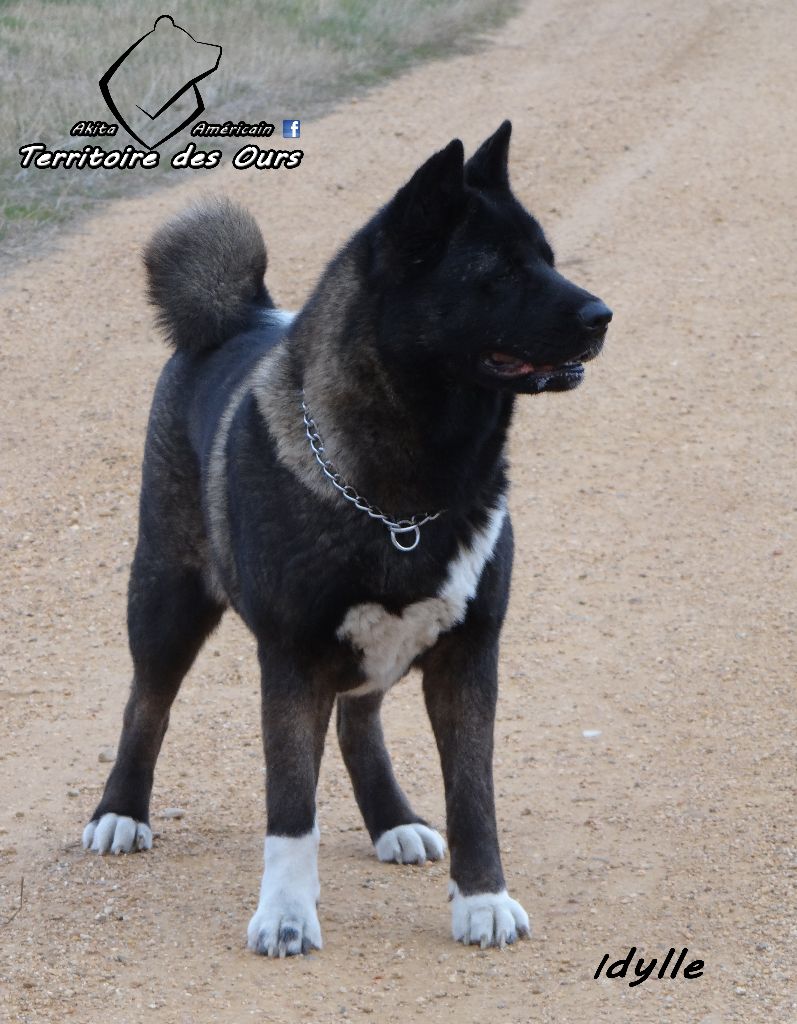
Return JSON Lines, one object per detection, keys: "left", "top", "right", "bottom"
{"left": 448, "top": 880, "right": 530, "bottom": 948}
{"left": 82, "top": 813, "right": 153, "bottom": 855}
{"left": 247, "top": 824, "right": 322, "bottom": 957}
{"left": 338, "top": 500, "right": 507, "bottom": 696}
{"left": 375, "top": 823, "right": 446, "bottom": 865}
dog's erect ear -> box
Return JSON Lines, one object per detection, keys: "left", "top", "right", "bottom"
{"left": 382, "top": 139, "right": 465, "bottom": 260}
{"left": 465, "top": 120, "right": 512, "bottom": 190}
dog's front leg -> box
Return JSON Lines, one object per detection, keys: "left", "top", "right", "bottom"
{"left": 247, "top": 643, "right": 334, "bottom": 958}
{"left": 422, "top": 625, "right": 530, "bottom": 948}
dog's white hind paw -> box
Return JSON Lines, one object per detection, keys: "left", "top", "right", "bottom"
{"left": 449, "top": 882, "right": 530, "bottom": 948}
{"left": 375, "top": 823, "right": 446, "bottom": 865}
{"left": 82, "top": 813, "right": 153, "bottom": 855}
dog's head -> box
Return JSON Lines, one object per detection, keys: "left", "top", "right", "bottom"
{"left": 368, "top": 121, "right": 611, "bottom": 394}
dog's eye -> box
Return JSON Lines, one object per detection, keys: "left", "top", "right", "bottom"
{"left": 481, "top": 267, "right": 517, "bottom": 291}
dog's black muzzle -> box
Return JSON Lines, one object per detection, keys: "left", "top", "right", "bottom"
{"left": 476, "top": 294, "right": 612, "bottom": 394}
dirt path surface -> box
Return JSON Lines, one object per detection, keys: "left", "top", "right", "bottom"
{"left": 2, "top": 1, "right": 795, "bottom": 1021}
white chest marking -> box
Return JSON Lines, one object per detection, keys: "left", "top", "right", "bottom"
{"left": 338, "top": 501, "right": 507, "bottom": 696}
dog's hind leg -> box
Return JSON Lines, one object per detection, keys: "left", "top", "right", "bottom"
{"left": 82, "top": 549, "right": 224, "bottom": 854}
{"left": 336, "top": 692, "right": 446, "bottom": 865}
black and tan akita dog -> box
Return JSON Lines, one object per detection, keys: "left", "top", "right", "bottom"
{"left": 82, "top": 121, "right": 611, "bottom": 955}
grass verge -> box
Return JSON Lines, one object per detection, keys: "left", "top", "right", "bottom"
{"left": 1, "top": 0, "right": 519, "bottom": 263}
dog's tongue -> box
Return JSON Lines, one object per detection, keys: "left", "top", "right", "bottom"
{"left": 487, "top": 351, "right": 542, "bottom": 376}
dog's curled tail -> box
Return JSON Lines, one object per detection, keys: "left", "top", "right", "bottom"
{"left": 143, "top": 197, "right": 270, "bottom": 354}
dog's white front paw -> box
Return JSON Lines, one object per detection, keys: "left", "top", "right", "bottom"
{"left": 248, "top": 829, "right": 322, "bottom": 957}
{"left": 82, "top": 813, "right": 153, "bottom": 855}
{"left": 449, "top": 881, "right": 530, "bottom": 948}
{"left": 247, "top": 897, "right": 322, "bottom": 957}
{"left": 375, "top": 823, "right": 446, "bottom": 865}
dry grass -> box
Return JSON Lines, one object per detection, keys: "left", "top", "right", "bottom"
{"left": 0, "top": 0, "right": 518, "bottom": 262}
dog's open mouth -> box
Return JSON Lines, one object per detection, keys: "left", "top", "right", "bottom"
{"left": 478, "top": 350, "right": 586, "bottom": 391}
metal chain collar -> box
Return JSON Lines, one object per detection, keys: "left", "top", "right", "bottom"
{"left": 301, "top": 395, "right": 445, "bottom": 552}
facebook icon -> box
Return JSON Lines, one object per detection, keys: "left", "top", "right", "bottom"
{"left": 282, "top": 119, "right": 301, "bottom": 139}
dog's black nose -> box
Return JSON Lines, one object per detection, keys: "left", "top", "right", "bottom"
{"left": 578, "top": 300, "right": 613, "bottom": 330}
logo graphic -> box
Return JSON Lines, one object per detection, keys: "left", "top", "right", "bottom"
{"left": 99, "top": 15, "right": 222, "bottom": 150}
{"left": 20, "top": 19, "right": 303, "bottom": 175}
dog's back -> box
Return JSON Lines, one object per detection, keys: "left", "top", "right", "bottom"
{"left": 135, "top": 200, "right": 293, "bottom": 607}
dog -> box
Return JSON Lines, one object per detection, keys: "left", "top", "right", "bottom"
{"left": 82, "top": 121, "right": 611, "bottom": 956}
